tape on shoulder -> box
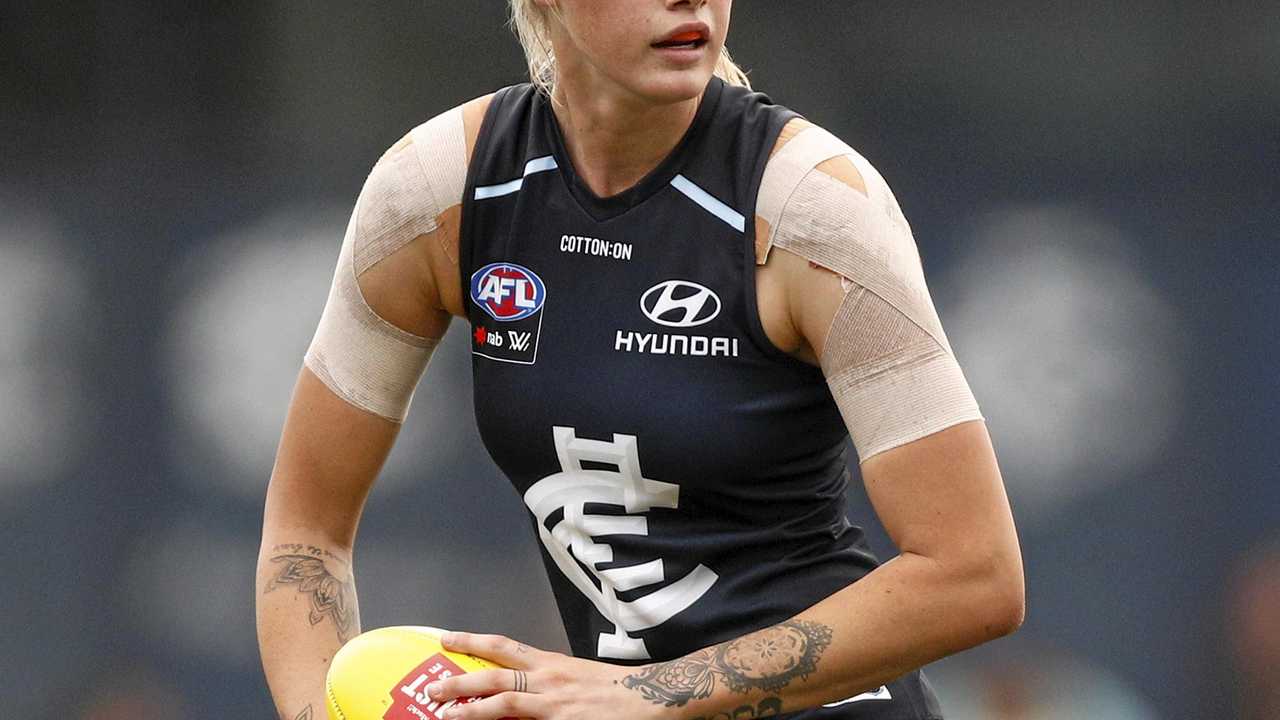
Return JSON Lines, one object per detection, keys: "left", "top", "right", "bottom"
{"left": 758, "top": 128, "right": 982, "bottom": 458}
{"left": 304, "top": 108, "right": 467, "bottom": 420}
{"left": 758, "top": 126, "right": 855, "bottom": 255}
{"left": 351, "top": 142, "right": 438, "bottom": 277}
{"left": 773, "top": 163, "right": 949, "bottom": 352}
{"left": 352, "top": 108, "right": 467, "bottom": 276}
{"left": 409, "top": 107, "right": 467, "bottom": 264}
{"left": 305, "top": 209, "right": 438, "bottom": 422}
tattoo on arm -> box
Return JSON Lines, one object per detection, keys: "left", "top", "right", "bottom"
{"left": 690, "top": 697, "right": 783, "bottom": 720}
{"left": 292, "top": 705, "right": 314, "bottom": 720}
{"left": 271, "top": 543, "right": 343, "bottom": 562}
{"left": 265, "top": 550, "right": 357, "bottom": 642}
{"left": 621, "top": 620, "right": 833, "bottom": 708}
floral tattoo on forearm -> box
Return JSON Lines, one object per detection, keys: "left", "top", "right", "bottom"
{"left": 265, "top": 545, "right": 356, "bottom": 642}
{"left": 621, "top": 620, "right": 833, "bottom": 708}
{"left": 690, "top": 697, "right": 783, "bottom": 720}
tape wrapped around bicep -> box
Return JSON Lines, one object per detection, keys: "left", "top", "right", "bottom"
{"left": 303, "top": 108, "right": 467, "bottom": 421}
{"left": 819, "top": 287, "right": 981, "bottom": 461}
{"left": 759, "top": 126, "right": 982, "bottom": 461}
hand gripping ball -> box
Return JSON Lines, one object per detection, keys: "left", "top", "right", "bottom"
{"left": 326, "top": 626, "right": 508, "bottom": 720}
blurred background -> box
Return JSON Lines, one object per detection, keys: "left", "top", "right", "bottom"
{"left": 1, "top": 2, "right": 1277, "bottom": 718}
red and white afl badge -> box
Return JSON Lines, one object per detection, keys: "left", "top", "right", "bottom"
{"left": 470, "top": 262, "right": 547, "bottom": 365}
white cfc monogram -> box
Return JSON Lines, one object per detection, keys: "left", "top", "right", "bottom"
{"left": 523, "top": 426, "right": 718, "bottom": 660}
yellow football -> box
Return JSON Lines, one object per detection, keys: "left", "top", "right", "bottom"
{"left": 326, "top": 626, "right": 508, "bottom": 720}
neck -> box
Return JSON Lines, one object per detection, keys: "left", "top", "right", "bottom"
{"left": 550, "top": 74, "right": 703, "bottom": 199}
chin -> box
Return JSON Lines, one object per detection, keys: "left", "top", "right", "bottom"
{"left": 631, "top": 70, "right": 716, "bottom": 105}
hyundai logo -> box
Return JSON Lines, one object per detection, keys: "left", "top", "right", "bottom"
{"left": 640, "top": 280, "right": 722, "bottom": 328}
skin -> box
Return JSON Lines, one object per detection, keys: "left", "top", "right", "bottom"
{"left": 257, "top": 1, "right": 1024, "bottom": 718}
{"left": 540, "top": 0, "right": 730, "bottom": 197}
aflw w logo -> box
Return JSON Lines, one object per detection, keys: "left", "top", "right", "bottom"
{"left": 523, "top": 427, "right": 718, "bottom": 660}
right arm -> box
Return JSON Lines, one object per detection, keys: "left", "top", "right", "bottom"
{"left": 256, "top": 369, "right": 402, "bottom": 720}
{"left": 256, "top": 95, "right": 491, "bottom": 719}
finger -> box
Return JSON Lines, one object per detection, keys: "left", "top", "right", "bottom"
{"left": 442, "top": 632, "right": 541, "bottom": 669}
{"left": 428, "top": 668, "right": 515, "bottom": 703}
{"left": 446, "top": 690, "right": 543, "bottom": 720}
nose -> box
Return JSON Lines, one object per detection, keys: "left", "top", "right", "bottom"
{"left": 666, "top": 0, "right": 707, "bottom": 9}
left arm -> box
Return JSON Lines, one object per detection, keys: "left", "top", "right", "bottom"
{"left": 617, "top": 418, "right": 1023, "bottom": 719}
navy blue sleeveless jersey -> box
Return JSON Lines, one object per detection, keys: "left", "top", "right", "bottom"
{"left": 459, "top": 77, "right": 943, "bottom": 719}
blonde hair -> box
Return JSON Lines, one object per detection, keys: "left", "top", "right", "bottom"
{"left": 508, "top": 0, "right": 751, "bottom": 95}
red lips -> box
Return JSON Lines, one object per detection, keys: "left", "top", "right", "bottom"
{"left": 652, "top": 23, "right": 710, "bottom": 48}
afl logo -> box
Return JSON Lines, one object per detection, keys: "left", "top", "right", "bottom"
{"left": 470, "top": 262, "right": 546, "bottom": 322}
{"left": 640, "top": 280, "right": 721, "bottom": 328}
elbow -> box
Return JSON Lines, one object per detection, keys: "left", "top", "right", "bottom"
{"left": 985, "top": 577, "right": 1025, "bottom": 639}
{"left": 976, "top": 558, "right": 1025, "bottom": 640}
{"left": 936, "top": 547, "right": 1024, "bottom": 643}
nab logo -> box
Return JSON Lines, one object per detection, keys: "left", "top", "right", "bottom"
{"left": 640, "top": 280, "right": 720, "bottom": 328}
{"left": 470, "top": 262, "right": 546, "bottom": 322}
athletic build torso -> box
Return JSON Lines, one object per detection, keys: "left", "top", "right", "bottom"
{"left": 457, "top": 78, "right": 943, "bottom": 720}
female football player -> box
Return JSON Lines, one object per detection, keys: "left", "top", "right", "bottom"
{"left": 257, "top": 1, "right": 1024, "bottom": 719}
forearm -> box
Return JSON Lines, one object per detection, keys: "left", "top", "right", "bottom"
{"left": 256, "top": 531, "right": 361, "bottom": 720}
{"left": 257, "top": 369, "right": 406, "bottom": 718}
{"left": 623, "top": 552, "right": 1022, "bottom": 719}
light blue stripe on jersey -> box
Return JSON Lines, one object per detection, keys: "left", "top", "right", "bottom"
{"left": 475, "top": 155, "right": 560, "bottom": 200}
{"left": 670, "top": 174, "right": 745, "bottom": 232}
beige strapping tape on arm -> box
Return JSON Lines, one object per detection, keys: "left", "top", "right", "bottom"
{"left": 761, "top": 133, "right": 982, "bottom": 459}
{"left": 410, "top": 107, "right": 469, "bottom": 264}
{"left": 305, "top": 207, "right": 439, "bottom": 422}
{"left": 821, "top": 287, "right": 982, "bottom": 460}
{"left": 353, "top": 108, "right": 466, "bottom": 275}
{"left": 758, "top": 126, "right": 855, "bottom": 254}
{"left": 774, "top": 164, "right": 952, "bottom": 354}
{"left": 303, "top": 108, "right": 467, "bottom": 421}
{"left": 411, "top": 106, "right": 468, "bottom": 213}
